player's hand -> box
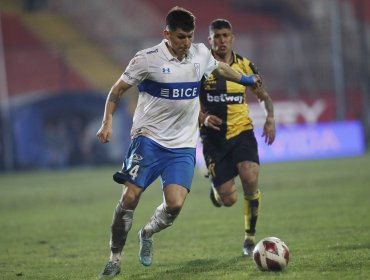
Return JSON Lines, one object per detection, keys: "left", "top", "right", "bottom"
{"left": 203, "top": 114, "right": 222, "bottom": 131}
{"left": 253, "top": 74, "right": 262, "bottom": 86}
{"left": 251, "top": 75, "right": 263, "bottom": 90}
{"left": 96, "top": 123, "right": 113, "bottom": 143}
{"left": 262, "top": 116, "right": 276, "bottom": 145}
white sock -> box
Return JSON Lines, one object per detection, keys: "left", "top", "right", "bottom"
{"left": 109, "top": 252, "right": 121, "bottom": 264}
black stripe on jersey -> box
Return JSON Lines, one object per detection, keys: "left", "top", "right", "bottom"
{"left": 215, "top": 73, "right": 227, "bottom": 93}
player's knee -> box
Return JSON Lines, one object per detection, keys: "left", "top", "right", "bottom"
{"left": 165, "top": 197, "right": 185, "bottom": 212}
{"left": 222, "top": 196, "right": 237, "bottom": 207}
{"left": 220, "top": 188, "right": 237, "bottom": 207}
{"left": 165, "top": 205, "right": 182, "bottom": 216}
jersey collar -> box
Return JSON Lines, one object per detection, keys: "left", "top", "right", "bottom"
{"left": 231, "top": 51, "right": 238, "bottom": 65}
{"left": 210, "top": 49, "right": 236, "bottom": 65}
{"left": 160, "top": 39, "right": 192, "bottom": 63}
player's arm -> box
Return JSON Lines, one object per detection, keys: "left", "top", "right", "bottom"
{"left": 251, "top": 83, "right": 276, "bottom": 145}
{"left": 96, "top": 79, "right": 132, "bottom": 143}
{"left": 215, "top": 61, "right": 261, "bottom": 86}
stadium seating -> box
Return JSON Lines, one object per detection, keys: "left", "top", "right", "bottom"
{"left": 1, "top": 13, "right": 90, "bottom": 97}
{"left": 139, "top": 0, "right": 281, "bottom": 36}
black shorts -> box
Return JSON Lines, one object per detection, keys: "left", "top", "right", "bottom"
{"left": 202, "top": 130, "right": 260, "bottom": 187}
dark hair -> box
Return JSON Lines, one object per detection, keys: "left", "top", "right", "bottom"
{"left": 209, "top": 19, "right": 232, "bottom": 33}
{"left": 166, "top": 6, "right": 195, "bottom": 32}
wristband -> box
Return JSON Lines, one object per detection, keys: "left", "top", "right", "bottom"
{"left": 204, "top": 115, "right": 211, "bottom": 127}
{"left": 240, "top": 74, "right": 256, "bottom": 86}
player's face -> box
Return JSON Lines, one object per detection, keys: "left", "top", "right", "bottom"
{"left": 164, "top": 28, "right": 194, "bottom": 60}
{"left": 208, "top": 28, "right": 234, "bottom": 56}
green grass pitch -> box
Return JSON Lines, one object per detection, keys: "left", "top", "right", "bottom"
{"left": 0, "top": 154, "right": 369, "bottom": 279}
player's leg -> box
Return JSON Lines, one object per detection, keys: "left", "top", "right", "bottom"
{"left": 238, "top": 160, "right": 261, "bottom": 256}
{"left": 138, "top": 147, "right": 195, "bottom": 266}
{"left": 100, "top": 182, "right": 143, "bottom": 278}
{"left": 233, "top": 130, "right": 261, "bottom": 256}
{"left": 203, "top": 136, "right": 238, "bottom": 207}
{"left": 206, "top": 155, "right": 238, "bottom": 207}
{"left": 207, "top": 164, "right": 223, "bottom": 207}
{"left": 109, "top": 182, "right": 143, "bottom": 263}
{"left": 138, "top": 184, "right": 188, "bottom": 266}
{"left": 213, "top": 179, "right": 238, "bottom": 207}
{"left": 100, "top": 136, "right": 161, "bottom": 277}
{"left": 141, "top": 184, "right": 188, "bottom": 238}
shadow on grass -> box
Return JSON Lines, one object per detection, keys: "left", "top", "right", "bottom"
{"left": 129, "top": 256, "right": 248, "bottom": 280}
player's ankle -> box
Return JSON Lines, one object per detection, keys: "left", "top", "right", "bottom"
{"left": 109, "top": 252, "right": 122, "bottom": 264}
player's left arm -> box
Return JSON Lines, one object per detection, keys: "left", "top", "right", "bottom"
{"left": 251, "top": 83, "right": 276, "bottom": 145}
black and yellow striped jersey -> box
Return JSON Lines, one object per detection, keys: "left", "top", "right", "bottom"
{"left": 200, "top": 51, "right": 259, "bottom": 143}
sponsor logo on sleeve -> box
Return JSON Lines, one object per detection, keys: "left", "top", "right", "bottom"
{"left": 146, "top": 48, "right": 159, "bottom": 54}
{"left": 123, "top": 72, "right": 134, "bottom": 80}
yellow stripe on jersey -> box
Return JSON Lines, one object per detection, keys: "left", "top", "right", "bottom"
{"left": 227, "top": 102, "right": 253, "bottom": 140}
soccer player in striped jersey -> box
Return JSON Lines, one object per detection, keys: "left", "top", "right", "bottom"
{"left": 96, "top": 8, "right": 261, "bottom": 278}
{"left": 199, "top": 19, "right": 276, "bottom": 257}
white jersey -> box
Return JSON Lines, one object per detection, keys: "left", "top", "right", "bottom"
{"left": 120, "top": 39, "right": 219, "bottom": 148}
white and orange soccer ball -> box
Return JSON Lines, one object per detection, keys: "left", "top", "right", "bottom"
{"left": 252, "top": 237, "right": 290, "bottom": 271}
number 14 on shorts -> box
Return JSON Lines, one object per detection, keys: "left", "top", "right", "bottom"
{"left": 129, "top": 165, "right": 140, "bottom": 180}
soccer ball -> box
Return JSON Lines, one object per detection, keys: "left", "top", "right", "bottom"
{"left": 252, "top": 237, "right": 290, "bottom": 271}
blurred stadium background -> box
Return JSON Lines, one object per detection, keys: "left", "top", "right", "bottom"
{"left": 0, "top": 0, "right": 369, "bottom": 171}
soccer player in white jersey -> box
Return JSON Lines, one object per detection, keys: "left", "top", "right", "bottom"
{"left": 96, "top": 6, "right": 261, "bottom": 278}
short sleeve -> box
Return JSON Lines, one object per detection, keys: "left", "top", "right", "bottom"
{"left": 120, "top": 51, "right": 148, "bottom": 86}
{"left": 201, "top": 44, "right": 219, "bottom": 79}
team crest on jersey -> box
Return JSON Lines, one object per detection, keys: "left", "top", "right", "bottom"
{"left": 203, "top": 74, "right": 216, "bottom": 90}
{"left": 162, "top": 67, "right": 171, "bottom": 74}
